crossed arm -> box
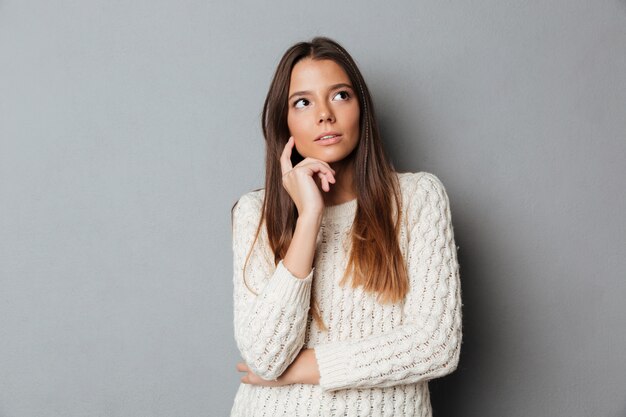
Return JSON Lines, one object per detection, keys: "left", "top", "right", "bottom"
{"left": 236, "top": 348, "right": 319, "bottom": 387}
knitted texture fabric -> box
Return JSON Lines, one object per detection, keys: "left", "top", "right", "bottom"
{"left": 230, "top": 171, "right": 462, "bottom": 417}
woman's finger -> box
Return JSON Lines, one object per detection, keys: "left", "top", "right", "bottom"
{"left": 297, "top": 157, "right": 335, "bottom": 178}
{"left": 318, "top": 172, "right": 329, "bottom": 192}
{"left": 280, "top": 137, "right": 295, "bottom": 175}
{"left": 299, "top": 160, "right": 336, "bottom": 184}
{"left": 298, "top": 156, "right": 336, "bottom": 175}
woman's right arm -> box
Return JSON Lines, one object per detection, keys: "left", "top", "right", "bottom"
{"left": 280, "top": 136, "right": 334, "bottom": 279}
{"left": 233, "top": 136, "right": 335, "bottom": 381}
{"left": 231, "top": 194, "right": 315, "bottom": 381}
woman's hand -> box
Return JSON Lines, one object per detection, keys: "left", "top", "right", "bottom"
{"left": 236, "top": 348, "right": 320, "bottom": 387}
{"left": 236, "top": 362, "right": 291, "bottom": 387}
{"left": 280, "top": 136, "right": 336, "bottom": 218}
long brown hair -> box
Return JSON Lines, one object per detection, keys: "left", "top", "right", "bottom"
{"left": 235, "top": 36, "right": 408, "bottom": 332}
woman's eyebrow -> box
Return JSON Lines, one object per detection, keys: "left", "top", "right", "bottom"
{"left": 288, "top": 83, "right": 354, "bottom": 101}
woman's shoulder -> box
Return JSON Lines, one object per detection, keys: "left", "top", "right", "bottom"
{"left": 231, "top": 188, "right": 265, "bottom": 220}
{"left": 393, "top": 171, "right": 452, "bottom": 230}
{"left": 236, "top": 188, "right": 265, "bottom": 206}
{"left": 394, "top": 170, "right": 448, "bottom": 195}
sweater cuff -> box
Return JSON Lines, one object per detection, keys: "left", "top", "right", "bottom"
{"left": 262, "top": 260, "right": 314, "bottom": 305}
{"left": 314, "top": 342, "right": 351, "bottom": 391}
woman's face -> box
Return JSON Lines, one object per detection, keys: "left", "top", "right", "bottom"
{"left": 287, "top": 58, "right": 360, "bottom": 165}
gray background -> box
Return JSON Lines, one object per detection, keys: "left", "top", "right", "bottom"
{"left": 1, "top": 0, "right": 625, "bottom": 416}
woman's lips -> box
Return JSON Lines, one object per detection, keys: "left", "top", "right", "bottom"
{"left": 315, "top": 135, "right": 342, "bottom": 145}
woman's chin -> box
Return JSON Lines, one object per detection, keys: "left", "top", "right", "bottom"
{"left": 315, "top": 151, "right": 353, "bottom": 164}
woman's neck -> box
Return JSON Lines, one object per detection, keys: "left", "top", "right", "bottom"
{"left": 323, "top": 158, "right": 356, "bottom": 206}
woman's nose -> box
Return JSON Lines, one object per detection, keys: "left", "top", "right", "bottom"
{"left": 318, "top": 105, "right": 335, "bottom": 124}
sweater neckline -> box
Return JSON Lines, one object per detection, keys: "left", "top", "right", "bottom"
{"left": 322, "top": 197, "right": 357, "bottom": 221}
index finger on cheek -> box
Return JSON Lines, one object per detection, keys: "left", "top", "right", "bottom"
{"left": 280, "top": 137, "right": 295, "bottom": 174}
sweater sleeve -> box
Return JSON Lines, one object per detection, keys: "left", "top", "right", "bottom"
{"left": 231, "top": 192, "right": 314, "bottom": 381}
{"left": 313, "top": 172, "right": 462, "bottom": 392}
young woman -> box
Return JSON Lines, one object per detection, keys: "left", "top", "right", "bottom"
{"left": 230, "top": 37, "right": 462, "bottom": 416}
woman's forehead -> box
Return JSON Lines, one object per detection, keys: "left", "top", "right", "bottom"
{"left": 289, "top": 58, "right": 351, "bottom": 93}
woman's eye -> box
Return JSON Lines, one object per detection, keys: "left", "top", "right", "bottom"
{"left": 294, "top": 98, "right": 309, "bottom": 108}
{"left": 333, "top": 91, "right": 350, "bottom": 101}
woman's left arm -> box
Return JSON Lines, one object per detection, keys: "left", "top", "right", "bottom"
{"left": 310, "top": 172, "right": 462, "bottom": 392}
{"left": 238, "top": 347, "right": 320, "bottom": 387}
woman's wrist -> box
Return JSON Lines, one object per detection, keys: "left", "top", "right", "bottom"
{"left": 284, "top": 348, "right": 320, "bottom": 385}
{"left": 283, "top": 215, "right": 321, "bottom": 279}
{"left": 300, "top": 348, "right": 321, "bottom": 385}
{"left": 297, "top": 211, "right": 323, "bottom": 227}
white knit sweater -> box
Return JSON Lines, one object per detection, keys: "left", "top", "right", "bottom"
{"left": 230, "top": 171, "right": 462, "bottom": 417}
